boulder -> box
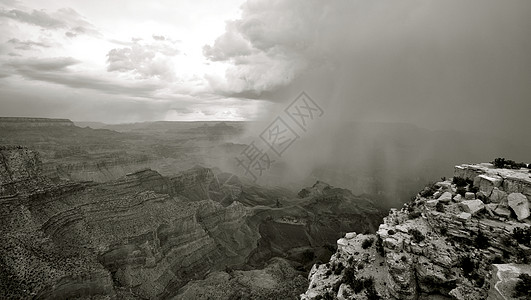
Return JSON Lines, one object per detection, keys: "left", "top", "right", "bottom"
{"left": 507, "top": 193, "right": 530, "bottom": 220}
{"left": 437, "top": 192, "right": 453, "bottom": 203}
{"left": 345, "top": 232, "right": 356, "bottom": 239}
{"left": 453, "top": 194, "right": 462, "bottom": 202}
{"left": 489, "top": 188, "right": 507, "bottom": 205}
{"left": 494, "top": 207, "right": 511, "bottom": 218}
{"left": 457, "top": 212, "right": 472, "bottom": 222}
{"left": 477, "top": 174, "right": 503, "bottom": 195}
{"left": 465, "top": 192, "right": 475, "bottom": 200}
{"left": 426, "top": 199, "right": 438, "bottom": 207}
{"left": 459, "top": 199, "right": 485, "bottom": 215}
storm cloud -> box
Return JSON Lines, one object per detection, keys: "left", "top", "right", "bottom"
{"left": 0, "top": 0, "right": 529, "bottom": 130}
{"left": 206, "top": 0, "right": 531, "bottom": 137}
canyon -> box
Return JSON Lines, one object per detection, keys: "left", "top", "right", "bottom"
{"left": 0, "top": 145, "right": 384, "bottom": 299}
{"left": 2, "top": 118, "right": 530, "bottom": 299}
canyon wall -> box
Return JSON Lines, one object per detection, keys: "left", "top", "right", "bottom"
{"left": 0, "top": 148, "right": 259, "bottom": 299}
{"left": 0, "top": 147, "right": 387, "bottom": 299}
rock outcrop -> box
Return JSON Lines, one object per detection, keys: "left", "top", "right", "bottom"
{"left": 303, "top": 163, "right": 531, "bottom": 300}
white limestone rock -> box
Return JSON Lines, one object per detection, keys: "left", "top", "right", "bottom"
{"left": 437, "top": 192, "right": 453, "bottom": 203}
{"left": 465, "top": 192, "right": 475, "bottom": 200}
{"left": 459, "top": 199, "right": 485, "bottom": 215}
{"left": 507, "top": 193, "right": 530, "bottom": 221}
{"left": 457, "top": 212, "right": 472, "bottom": 222}
{"left": 345, "top": 232, "right": 356, "bottom": 239}
{"left": 426, "top": 199, "right": 439, "bottom": 207}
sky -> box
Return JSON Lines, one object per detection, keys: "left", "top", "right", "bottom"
{"left": 0, "top": 0, "right": 530, "bottom": 136}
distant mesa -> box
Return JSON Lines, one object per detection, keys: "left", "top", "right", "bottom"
{"left": 0, "top": 117, "right": 75, "bottom": 128}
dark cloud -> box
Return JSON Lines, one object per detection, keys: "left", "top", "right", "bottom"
{"left": 107, "top": 39, "right": 180, "bottom": 80}
{"left": 206, "top": 0, "right": 531, "bottom": 138}
{"left": 201, "top": 0, "right": 531, "bottom": 197}
{"left": 7, "top": 38, "right": 50, "bottom": 50}
{"left": 6, "top": 57, "right": 161, "bottom": 97}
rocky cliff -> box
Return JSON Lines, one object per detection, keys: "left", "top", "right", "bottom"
{"left": 302, "top": 163, "right": 531, "bottom": 300}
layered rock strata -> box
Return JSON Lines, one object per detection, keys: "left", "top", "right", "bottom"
{"left": 303, "top": 163, "right": 531, "bottom": 300}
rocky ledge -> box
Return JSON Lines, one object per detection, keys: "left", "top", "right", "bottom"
{"left": 302, "top": 163, "right": 531, "bottom": 300}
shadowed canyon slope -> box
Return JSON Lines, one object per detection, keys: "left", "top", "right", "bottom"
{"left": 0, "top": 146, "right": 384, "bottom": 299}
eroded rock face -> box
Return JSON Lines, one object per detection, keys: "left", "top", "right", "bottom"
{"left": 303, "top": 163, "right": 531, "bottom": 300}
{"left": 1, "top": 179, "right": 259, "bottom": 299}
{"left": 0, "top": 149, "right": 260, "bottom": 299}
{"left": 0, "top": 147, "right": 50, "bottom": 195}
{"left": 169, "top": 166, "right": 219, "bottom": 201}
{"left": 2, "top": 148, "right": 386, "bottom": 299}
